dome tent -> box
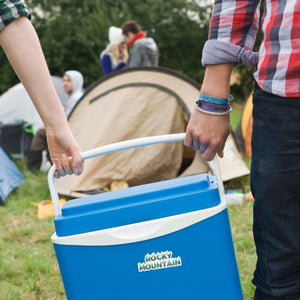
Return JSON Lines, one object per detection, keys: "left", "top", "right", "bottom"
{"left": 0, "top": 76, "right": 68, "bottom": 158}
{"left": 0, "top": 144, "right": 24, "bottom": 205}
{"left": 56, "top": 67, "right": 249, "bottom": 197}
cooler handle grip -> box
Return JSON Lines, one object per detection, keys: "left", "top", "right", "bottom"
{"left": 48, "top": 133, "right": 225, "bottom": 217}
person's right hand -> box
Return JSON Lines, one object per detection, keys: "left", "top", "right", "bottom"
{"left": 46, "top": 124, "right": 84, "bottom": 179}
{"left": 184, "top": 108, "right": 231, "bottom": 161}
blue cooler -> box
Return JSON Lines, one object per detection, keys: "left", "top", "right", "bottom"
{"left": 48, "top": 134, "right": 243, "bottom": 300}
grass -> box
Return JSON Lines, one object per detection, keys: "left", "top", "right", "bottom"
{"left": 1, "top": 111, "right": 256, "bottom": 299}
{"left": 0, "top": 164, "right": 66, "bottom": 300}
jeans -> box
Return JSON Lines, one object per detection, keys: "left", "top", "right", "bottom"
{"left": 251, "top": 83, "right": 300, "bottom": 299}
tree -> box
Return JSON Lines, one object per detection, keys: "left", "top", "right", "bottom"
{"left": 0, "top": 0, "right": 212, "bottom": 94}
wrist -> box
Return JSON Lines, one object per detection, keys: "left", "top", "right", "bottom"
{"left": 199, "top": 93, "right": 233, "bottom": 105}
{"left": 195, "top": 101, "right": 232, "bottom": 116}
{"left": 44, "top": 109, "right": 68, "bottom": 130}
{"left": 195, "top": 93, "right": 233, "bottom": 116}
{"left": 201, "top": 63, "right": 234, "bottom": 98}
{"left": 45, "top": 121, "right": 69, "bottom": 132}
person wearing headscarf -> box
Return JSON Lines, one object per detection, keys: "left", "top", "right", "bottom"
{"left": 100, "top": 26, "right": 128, "bottom": 75}
{"left": 63, "top": 70, "right": 84, "bottom": 117}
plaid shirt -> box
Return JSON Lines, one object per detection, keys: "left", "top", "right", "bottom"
{"left": 202, "top": 0, "right": 300, "bottom": 98}
{"left": 0, "top": 0, "right": 30, "bottom": 31}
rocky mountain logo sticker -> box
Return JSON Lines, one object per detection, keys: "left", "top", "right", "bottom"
{"left": 138, "top": 251, "right": 182, "bottom": 272}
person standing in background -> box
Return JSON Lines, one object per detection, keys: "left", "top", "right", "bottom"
{"left": 121, "top": 20, "right": 159, "bottom": 68}
{"left": 100, "top": 26, "right": 128, "bottom": 76}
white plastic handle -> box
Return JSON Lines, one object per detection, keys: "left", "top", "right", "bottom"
{"left": 48, "top": 133, "right": 225, "bottom": 217}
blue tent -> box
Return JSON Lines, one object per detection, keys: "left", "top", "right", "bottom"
{"left": 0, "top": 146, "right": 24, "bottom": 205}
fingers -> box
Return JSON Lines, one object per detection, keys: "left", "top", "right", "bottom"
{"left": 53, "top": 154, "right": 84, "bottom": 179}
{"left": 184, "top": 131, "right": 193, "bottom": 148}
{"left": 184, "top": 109, "right": 230, "bottom": 161}
{"left": 70, "top": 147, "right": 84, "bottom": 176}
{"left": 192, "top": 135, "right": 201, "bottom": 152}
{"left": 217, "top": 140, "right": 226, "bottom": 158}
{"left": 45, "top": 125, "right": 84, "bottom": 178}
{"left": 185, "top": 129, "right": 217, "bottom": 161}
{"left": 62, "top": 155, "right": 73, "bottom": 175}
{"left": 202, "top": 144, "right": 218, "bottom": 161}
{"left": 185, "top": 134, "right": 217, "bottom": 161}
{"left": 53, "top": 157, "right": 66, "bottom": 179}
{"left": 199, "top": 143, "right": 207, "bottom": 154}
{"left": 185, "top": 131, "right": 225, "bottom": 162}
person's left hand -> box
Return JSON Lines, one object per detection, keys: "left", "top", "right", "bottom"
{"left": 46, "top": 125, "right": 84, "bottom": 178}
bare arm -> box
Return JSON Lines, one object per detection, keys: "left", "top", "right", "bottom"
{"left": 184, "top": 63, "right": 234, "bottom": 161}
{"left": 0, "top": 17, "right": 83, "bottom": 177}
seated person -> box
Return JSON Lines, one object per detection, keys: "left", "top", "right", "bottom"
{"left": 63, "top": 70, "right": 84, "bottom": 117}
{"left": 28, "top": 70, "right": 84, "bottom": 171}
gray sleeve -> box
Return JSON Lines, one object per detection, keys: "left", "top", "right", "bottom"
{"left": 127, "top": 45, "right": 144, "bottom": 68}
{"left": 201, "top": 40, "right": 259, "bottom": 67}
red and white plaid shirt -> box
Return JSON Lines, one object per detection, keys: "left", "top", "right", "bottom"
{"left": 202, "top": 0, "right": 300, "bottom": 97}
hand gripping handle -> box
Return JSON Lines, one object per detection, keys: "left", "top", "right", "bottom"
{"left": 48, "top": 133, "right": 225, "bottom": 217}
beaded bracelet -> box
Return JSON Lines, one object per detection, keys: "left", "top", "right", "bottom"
{"left": 199, "top": 93, "right": 233, "bottom": 105}
{"left": 195, "top": 100, "right": 232, "bottom": 116}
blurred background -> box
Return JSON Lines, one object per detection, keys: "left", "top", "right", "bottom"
{"left": 0, "top": 0, "right": 262, "bottom": 102}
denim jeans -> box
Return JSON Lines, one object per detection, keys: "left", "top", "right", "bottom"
{"left": 251, "top": 83, "right": 300, "bottom": 299}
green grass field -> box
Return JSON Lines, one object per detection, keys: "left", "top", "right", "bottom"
{"left": 0, "top": 159, "right": 256, "bottom": 300}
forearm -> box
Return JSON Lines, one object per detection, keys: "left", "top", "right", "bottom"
{"left": 184, "top": 63, "right": 234, "bottom": 161}
{"left": 200, "top": 63, "right": 234, "bottom": 98}
{"left": 203, "top": 0, "right": 261, "bottom": 67}
{"left": 209, "top": 0, "right": 260, "bottom": 47}
{"left": 0, "top": 17, "right": 67, "bottom": 129}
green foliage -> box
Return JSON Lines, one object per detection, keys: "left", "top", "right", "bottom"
{"left": 0, "top": 0, "right": 211, "bottom": 93}
{"left": 0, "top": 48, "right": 19, "bottom": 94}
{"left": 0, "top": 0, "right": 264, "bottom": 106}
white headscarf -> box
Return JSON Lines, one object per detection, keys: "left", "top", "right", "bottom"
{"left": 64, "top": 70, "right": 84, "bottom": 117}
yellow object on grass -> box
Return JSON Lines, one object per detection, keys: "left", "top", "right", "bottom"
{"left": 31, "top": 199, "right": 66, "bottom": 219}
{"left": 110, "top": 180, "right": 129, "bottom": 191}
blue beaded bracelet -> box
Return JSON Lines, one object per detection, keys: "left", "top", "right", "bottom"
{"left": 199, "top": 93, "right": 233, "bottom": 105}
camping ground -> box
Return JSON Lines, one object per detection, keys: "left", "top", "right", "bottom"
{"left": 0, "top": 104, "right": 256, "bottom": 300}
